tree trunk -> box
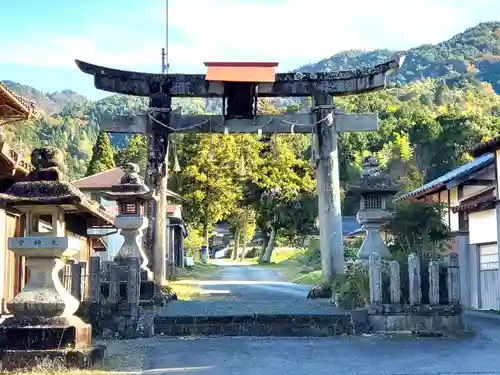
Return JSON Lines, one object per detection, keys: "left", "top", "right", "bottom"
{"left": 258, "top": 230, "right": 269, "bottom": 263}
{"left": 232, "top": 229, "right": 240, "bottom": 260}
{"left": 260, "top": 227, "right": 277, "bottom": 264}
{"left": 203, "top": 211, "right": 209, "bottom": 260}
{"left": 239, "top": 213, "right": 248, "bottom": 261}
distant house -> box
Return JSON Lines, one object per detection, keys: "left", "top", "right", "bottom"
{"left": 212, "top": 221, "right": 231, "bottom": 247}
{"left": 394, "top": 148, "right": 497, "bottom": 310}
{"left": 72, "top": 167, "right": 185, "bottom": 267}
{"left": 313, "top": 216, "right": 362, "bottom": 239}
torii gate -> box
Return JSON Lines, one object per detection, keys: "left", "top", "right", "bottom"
{"left": 75, "top": 56, "right": 404, "bottom": 287}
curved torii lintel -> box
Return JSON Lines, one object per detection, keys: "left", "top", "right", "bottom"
{"left": 75, "top": 54, "right": 405, "bottom": 98}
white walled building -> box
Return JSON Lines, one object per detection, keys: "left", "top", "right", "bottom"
{"left": 394, "top": 149, "right": 499, "bottom": 310}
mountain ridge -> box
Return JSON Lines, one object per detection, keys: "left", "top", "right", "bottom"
{"left": 2, "top": 21, "right": 500, "bottom": 115}
{"left": 299, "top": 21, "right": 500, "bottom": 92}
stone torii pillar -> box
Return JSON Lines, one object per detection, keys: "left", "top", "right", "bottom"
{"left": 74, "top": 55, "right": 405, "bottom": 285}
{"left": 311, "top": 96, "right": 385, "bottom": 282}
{"left": 147, "top": 92, "right": 171, "bottom": 289}
{"left": 313, "top": 93, "right": 343, "bottom": 281}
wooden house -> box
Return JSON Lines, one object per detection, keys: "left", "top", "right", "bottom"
{"left": 0, "top": 83, "right": 39, "bottom": 314}
{"left": 0, "top": 85, "right": 115, "bottom": 313}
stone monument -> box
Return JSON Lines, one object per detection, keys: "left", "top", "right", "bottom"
{"left": 347, "top": 155, "right": 401, "bottom": 262}
{"left": 0, "top": 146, "right": 108, "bottom": 370}
{"left": 101, "top": 163, "right": 153, "bottom": 271}
{"left": 101, "top": 162, "right": 155, "bottom": 301}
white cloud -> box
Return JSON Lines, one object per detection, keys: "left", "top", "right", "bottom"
{"left": 0, "top": 0, "right": 494, "bottom": 72}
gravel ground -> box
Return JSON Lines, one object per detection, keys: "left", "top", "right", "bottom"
{"left": 156, "top": 299, "right": 343, "bottom": 317}
{"left": 92, "top": 338, "right": 153, "bottom": 374}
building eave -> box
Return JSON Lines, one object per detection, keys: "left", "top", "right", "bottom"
{"left": 470, "top": 136, "right": 500, "bottom": 157}
{"left": 393, "top": 153, "right": 494, "bottom": 203}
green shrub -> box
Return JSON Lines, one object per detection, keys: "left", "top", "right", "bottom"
{"left": 387, "top": 201, "right": 451, "bottom": 259}
{"left": 332, "top": 262, "right": 370, "bottom": 309}
{"left": 184, "top": 225, "right": 205, "bottom": 258}
{"left": 244, "top": 247, "right": 258, "bottom": 258}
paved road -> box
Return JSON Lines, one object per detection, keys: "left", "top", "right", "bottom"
{"left": 106, "top": 312, "right": 500, "bottom": 375}
{"left": 102, "top": 263, "right": 500, "bottom": 374}
{"left": 180, "top": 260, "right": 310, "bottom": 300}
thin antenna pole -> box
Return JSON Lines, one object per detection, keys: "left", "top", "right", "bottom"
{"left": 161, "top": 48, "right": 166, "bottom": 73}
{"left": 162, "top": 0, "right": 169, "bottom": 74}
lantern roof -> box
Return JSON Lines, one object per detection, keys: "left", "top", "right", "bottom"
{"left": 100, "top": 163, "right": 154, "bottom": 202}
{"left": 347, "top": 155, "right": 400, "bottom": 194}
{"left": 0, "top": 147, "right": 115, "bottom": 227}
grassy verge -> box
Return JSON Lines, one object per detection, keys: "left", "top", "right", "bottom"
{"left": 3, "top": 357, "right": 130, "bottom": 375}
{"left": 255, "top": 247, "right": 323, "bottom": 285}
{"left": 293, "top": 269, "right": 323, "bottom": 284}
{"left": 178, "top": 262, "right": 220, "bottom": 281}
{"left": 3, "top": 370, "right": 113, "bottom": 375}
{"left": 167, "top": 261, "right": 221, "bottom": 300}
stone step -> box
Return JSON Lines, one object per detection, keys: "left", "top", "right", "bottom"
{"left": 154, "top": 300, "right": 365, "bottom": 337}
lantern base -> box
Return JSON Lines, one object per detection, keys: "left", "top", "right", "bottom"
{"left": 0, "top": 316, "right": 92, "bottom": 350}
{"left": 0, "top": 346, "right": 106, "bottom": 371}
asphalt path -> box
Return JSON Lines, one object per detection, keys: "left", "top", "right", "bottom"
{"left": 103, "top": 262, "right": 500, "bottom": 375}
{"left": 101, "top": 312, "right": 500, "bottom": 375}
{"left": 183, "top": 259, "right": 311, "bottom": 300}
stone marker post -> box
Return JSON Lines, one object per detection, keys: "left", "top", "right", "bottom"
{"left": 71, "top": 262, "right": 83, "bottom": 301}
{"left": 389, "top": 260, "right": 401, "bottom": 304}
{"left": 429, "top": 261, "right": 440, "bottom": 305}
{"left": 408, "top": 253, "right": 422, "bottom": 306}
{"left": 90, "top": 256, "right": 101, "bottom": 304}
{"left": 109, "top": 264, "right": 120, "bottom": 304}
{"left": 447, "top": 253, "right": 460, "bottom": 306}
{"left": 369, "top": 252, "right": 383, "bottom": 305}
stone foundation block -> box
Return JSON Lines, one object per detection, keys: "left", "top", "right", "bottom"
{"left": 0, "top": 345, "right": 106, "bottom": 371}
{"left": 0, "top": 316, "right": 92, "bottom": 350}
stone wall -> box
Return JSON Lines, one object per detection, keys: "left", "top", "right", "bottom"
{"left": 75, "top": 256, "right": 152, "bottom": 339}
{"left": 367, "top": 252, "right": 464, "bottom": 333}
{"left": 70, "top": 256, "right": 176, "bottom": 339}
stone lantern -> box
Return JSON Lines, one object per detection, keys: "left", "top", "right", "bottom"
{"left": 347, "top": 155, "right": 401, "bottom": 262}
{"left": 101, "top": 162, "right": 153, "bottom": 278}
{"left": 0, "top": 147, "right": 110, "bottom": 369}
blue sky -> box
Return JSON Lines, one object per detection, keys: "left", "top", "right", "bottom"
{"left": 0, "top": 0, "right": 497, "bottom": 100}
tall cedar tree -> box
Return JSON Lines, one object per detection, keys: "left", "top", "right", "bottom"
{"left": 115, "top": 135, "right": 147, "bottom": 172}
{"left": 86, "top": 132, "right": 115, "bottom": 176}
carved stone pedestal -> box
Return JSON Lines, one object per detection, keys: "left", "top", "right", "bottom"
{"left": 114, "top": 216, "right": 153, "bottom": 280}
{"left": 356, "top": 210, "right": 391, "bottom": 262}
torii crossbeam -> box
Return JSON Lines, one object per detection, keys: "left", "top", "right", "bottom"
{"left": 75, "top": 55, "right": 405, "bottom": 289}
